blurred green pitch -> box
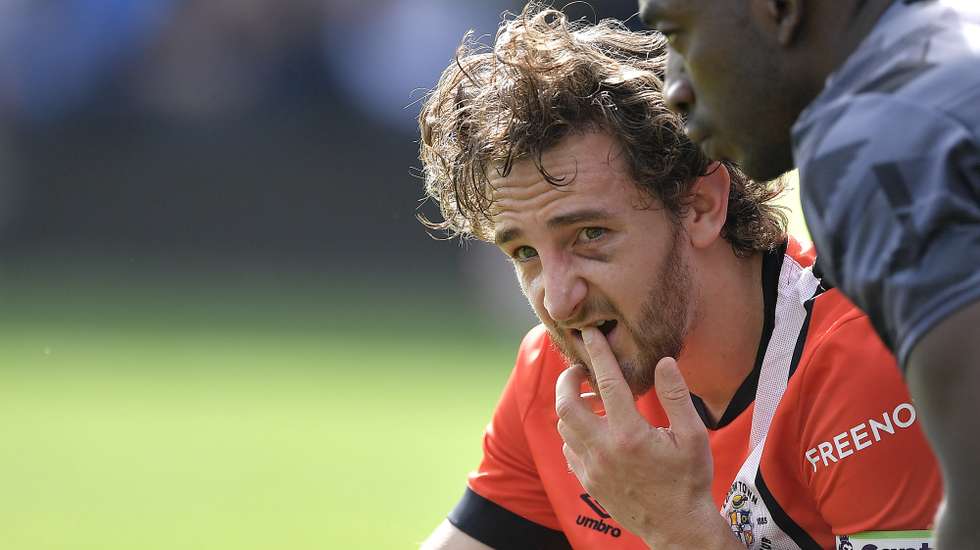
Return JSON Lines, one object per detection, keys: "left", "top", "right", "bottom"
{"left": 0, "top": 179, "right": 806, "bottom": 550}
{"left": 0, "top": 283, "right": 517, "bottom": 549}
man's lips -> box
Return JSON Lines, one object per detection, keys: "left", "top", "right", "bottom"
{"left": 685, "top": 124, "right": 721, "bottom": 160}
{"left": 700, "top": 137, "right": 719, "bottom": 160}
{"left": 570, "top": 320, "right": 619, "bottom": 341}
{"left": 684, "top": 124, "right": 710, "bottom": 145}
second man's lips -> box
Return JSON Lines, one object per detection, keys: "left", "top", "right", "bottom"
{"left": 699, "top": 137, "right": 719, "bottom": 160}
{"left": 684, "top": 123, "right": 710, "bottom": 145}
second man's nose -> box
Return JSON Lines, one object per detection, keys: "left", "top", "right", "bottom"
{"left": 664, "top": 52, "right": 695, "bottom": 116}
{"left": 664, "top": 77, "right": 695, "bottom": 117}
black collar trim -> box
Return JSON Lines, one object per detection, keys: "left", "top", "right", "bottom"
{"left": 692, "top": 241, "right": 785, "bottom": 430}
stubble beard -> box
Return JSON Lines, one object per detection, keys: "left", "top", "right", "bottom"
{"left": 547, "top": 229, "right": 692, "bottom": 397}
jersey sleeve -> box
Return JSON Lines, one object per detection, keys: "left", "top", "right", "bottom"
{"left": 796, "top": 88, "right": 980, "bottom": 366}
{"left": 794, "top": 314, "right": 942, "bottom": 535}
{"left": 447, "top": 326, "right": 571, "bottom": 548}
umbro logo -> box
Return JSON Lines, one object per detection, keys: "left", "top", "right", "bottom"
{"left": 576, "top": 494, "right": 622, "bottom": 538}
{"left": 579, "top": 494, "right": 611, "bottom": 518}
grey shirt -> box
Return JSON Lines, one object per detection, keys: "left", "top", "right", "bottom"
{"left": 792, "top": 0, "right": 980, "bottom": 366}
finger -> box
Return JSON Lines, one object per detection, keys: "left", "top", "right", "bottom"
{"left": 579, "top": 392, "right": 606, "bottom": 415}
{"left": 653, "top": 357, "right": 705, "bottom": 436}
{"left": 556, "top": 418, "right": 589, "bottom": 457}
{"left": 562, "top": 442, "right": 588, "bottom": 484}
{"left": 555, "top": 365, "right": 602, "bottom": 434}
{"left": 581, "top": 326, "right": 639, "bottom": 424}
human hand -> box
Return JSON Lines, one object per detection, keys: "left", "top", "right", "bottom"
{"left": 555, "top": 327, "right": 736, "bottom": 549}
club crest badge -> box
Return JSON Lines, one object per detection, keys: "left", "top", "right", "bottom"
{"left": 727, "top": 492, "right": 755, "bottom": 546}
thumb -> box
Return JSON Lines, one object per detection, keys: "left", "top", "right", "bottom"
{"left": 654, "top": 357, "right": 704, "bottom": 436}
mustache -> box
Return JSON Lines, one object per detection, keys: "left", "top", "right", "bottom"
{"left": 552, "top": 298, "right": 619, "bottom": 330}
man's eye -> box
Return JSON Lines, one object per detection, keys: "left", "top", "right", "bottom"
{"left": 580, "top": 227, "right": 606, "bottom": 241}
{"left": 513, "top": 246, "right": 538, "bottom": 261}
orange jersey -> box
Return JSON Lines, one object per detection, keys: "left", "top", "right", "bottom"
{"left": 447, "top": 241, "right": 941, "bottom": 549}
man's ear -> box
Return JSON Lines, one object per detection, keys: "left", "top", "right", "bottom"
{"left": 683, "top": 162, "right": 731, "bottom": 250}
{"left": 766, "top": 0, "right": 804, "bottom": 46}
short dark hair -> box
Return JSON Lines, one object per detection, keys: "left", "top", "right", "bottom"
{"left": 418, "top": 3, "right": 786, "bottom": 256}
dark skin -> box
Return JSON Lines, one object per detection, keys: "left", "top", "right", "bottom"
{"left": 635, "top": 0, "right": 980, "bottom": 546}
{"left": 906, "top": 301, "right": 980, "bottom": 547}
{"left": 642, "top": 0, "right": 887, "bottom": 181}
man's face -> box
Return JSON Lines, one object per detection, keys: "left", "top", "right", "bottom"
{"left": 639, "top": 0, "right": 800, "bottom": 181}
{"left": 490, "top": 131, "right": 696, "bottom": 396}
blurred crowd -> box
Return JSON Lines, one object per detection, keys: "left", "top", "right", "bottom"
{"left": 0, "top": 0, "right": 641, "bottom": 281}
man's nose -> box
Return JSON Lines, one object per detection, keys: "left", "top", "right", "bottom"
{"left": 541, "top": 262, "right": 587, "bottom": 323}
{"left": 664, "top": 55, "right": 695, "bottom": 116}
{"left": 664, "top": 78, "right": 695, "bottom": 116}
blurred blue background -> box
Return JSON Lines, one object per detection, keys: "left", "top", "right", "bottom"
{"left": 0, "top": 1, "right": 657, "bottom": 548}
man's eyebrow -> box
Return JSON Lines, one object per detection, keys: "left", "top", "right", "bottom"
{"left": 494, "top": 209, "right": 613, "bottom": 246}
{"left": 494, "top": 226, "right": 523, "bottom": 246}
{"left": 547, "top": 209, "right": 613, "bottom": 229}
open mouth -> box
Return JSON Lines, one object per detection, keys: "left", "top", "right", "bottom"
{"left": 572, "top": 319, "right": 618, "bottom": 340}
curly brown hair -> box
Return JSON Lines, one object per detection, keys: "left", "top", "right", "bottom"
{"left": 417, "top": 3, "right": 786, "bottom": 256}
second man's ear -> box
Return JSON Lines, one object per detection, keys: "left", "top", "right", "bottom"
{"left": 766, "top": 0, "right": 805, "bottom": 46}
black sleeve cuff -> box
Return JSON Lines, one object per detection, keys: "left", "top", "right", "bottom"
{"left": 447, "top": 487, "right": 572, "bottom": 550}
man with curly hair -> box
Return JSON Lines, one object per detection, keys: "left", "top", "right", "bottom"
{"left": 418, "top": 5, "right": 939, "bottom": 549}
